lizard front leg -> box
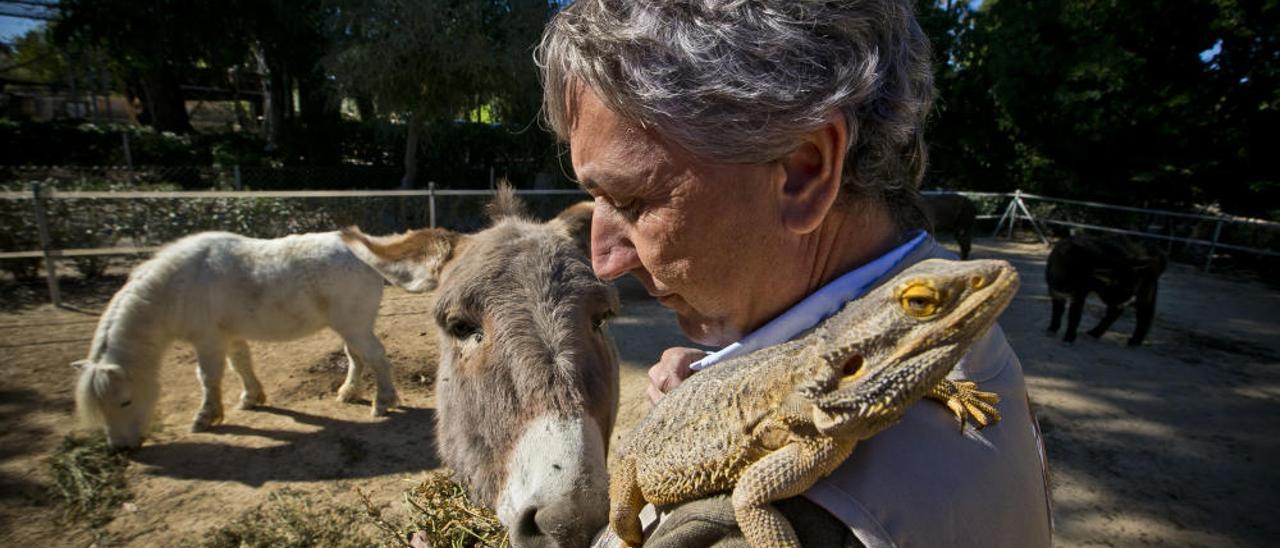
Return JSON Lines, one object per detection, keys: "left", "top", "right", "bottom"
{"left": 927, "top": 379, "right": 1001, "bottom": 430}
{"left": 609, "top": 455, "right": 647, "bottom": 547}
{"left": 731, "top": 437, "right": 856, "bottom": 548}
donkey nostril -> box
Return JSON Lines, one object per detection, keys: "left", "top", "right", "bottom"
{"left": 516, "top": 505, "right": 541, "bottom": 539}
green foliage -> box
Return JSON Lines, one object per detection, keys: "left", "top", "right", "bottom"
{"left": 0, "top": 27, "right": 68, "bottom": 84}
{"left": 45, "top": 435, "right": 132, "bottom": 529}
{"left": 917, "top": 0, "right": 1279, "bottom": 218}
{"left": 0, "top": 120, "right": 207, "bottom": 166}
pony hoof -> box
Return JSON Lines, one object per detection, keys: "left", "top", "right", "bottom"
{"left": 336, "top": 384, "right": 361, "bottom": 403}
{"left": 191, "top": 414, "right": 223, "bottom": 432}
{"left": 372, "top": 398, "right": 398, "bottom": 416}
{"left": 238, "top": 394, "right": 266, "bottom": 410}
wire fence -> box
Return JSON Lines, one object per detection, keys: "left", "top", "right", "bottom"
{"left": 980, "top": 190, "right": 1280, "bottom": 270}
{"left": 2, "top": 179, "right": 1277, "bottom": 306}
{"left": 0, "top": 183, "right": 587, "bottom": 305}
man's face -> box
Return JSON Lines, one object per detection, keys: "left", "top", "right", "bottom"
{"left": 568, "top": 88, "right": 787, "bottom": 346}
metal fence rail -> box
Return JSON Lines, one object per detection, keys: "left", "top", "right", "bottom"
{"left": 2, "top": 184, "right": 1277, "bottom": 306}
{"left": 1, "top": 182, "right": 587, "bottom": 306}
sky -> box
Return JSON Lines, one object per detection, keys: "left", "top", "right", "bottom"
{"left": 0, "top": 1, "right": 53, "bottom": 43}
{"left": 1, "top": 16, "right": 43, "bottom": 42}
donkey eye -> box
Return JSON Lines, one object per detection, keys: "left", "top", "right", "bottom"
{"left": 592, "top": 311, "right": 615, "bottom": 330}
{"left": 120, "top": 400, "right": 132, "bottom": 408}
{"left": 446, "top": 318, "right": 481, "bottom": 341}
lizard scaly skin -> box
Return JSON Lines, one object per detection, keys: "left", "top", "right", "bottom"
{"left": 609, "top": 258, "right": 1020, "bottom": 547}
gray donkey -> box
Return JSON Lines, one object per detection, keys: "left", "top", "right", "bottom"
{"left": 343, "top": 188, "right": 619, "bottom": 547}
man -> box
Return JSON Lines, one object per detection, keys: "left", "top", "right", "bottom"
{"left": 537, "top": 1, "right": 1052, "bottom": 546}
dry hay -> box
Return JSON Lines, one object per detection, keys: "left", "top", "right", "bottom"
{"left": 45, "top": 434, "right": 131, "bottom": 528}
{"left": 376, "top": 469, "right": 509, "bottom": 548}
{"left": 203, "top": 488, "right": 377, "bottom": 548}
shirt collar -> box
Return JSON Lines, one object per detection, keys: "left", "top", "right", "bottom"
{"left": 690, "top": 230, "right": 929, "bottom": 371}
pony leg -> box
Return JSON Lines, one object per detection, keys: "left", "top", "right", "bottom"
{"left": 342, "top": 332, "right": 399, "bottom": 416}
{"left": 336, "top": 344, "right": 365, "bottom": 404}
{"left": 192, "top": 340, "right": 228, "bottom": 432}
{"left": 227, "top": 339, "right": 266, "bottom": 409}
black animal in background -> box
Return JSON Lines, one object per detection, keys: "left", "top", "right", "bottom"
{"left": 920, "top": 193, "right": 977, "bottom": 259}
{"left": 1046, "top": 233, "right": 1168, "bottom": 346}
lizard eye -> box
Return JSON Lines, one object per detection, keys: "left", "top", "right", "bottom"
{"left": 899, "top": 283, "right": 940, "bottom": 318}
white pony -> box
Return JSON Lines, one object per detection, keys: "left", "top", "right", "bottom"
{"left": 75, "top": 230, "right": 407, "bottom": 449}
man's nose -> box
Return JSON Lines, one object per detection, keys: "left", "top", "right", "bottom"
{"left": 590, "top": 204, "right": 641, "bottom": 280}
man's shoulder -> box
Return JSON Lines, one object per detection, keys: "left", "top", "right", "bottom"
{"left": 803, "top": 330, "right": 1051, "bottom": 547}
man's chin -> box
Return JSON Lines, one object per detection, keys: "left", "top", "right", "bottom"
{"left": 675, "top": 313, "right": 739, "bottom": 347}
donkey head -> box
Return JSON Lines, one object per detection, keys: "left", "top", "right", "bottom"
{"left": 343, "top": 188, "right": 619, "bottom": 547}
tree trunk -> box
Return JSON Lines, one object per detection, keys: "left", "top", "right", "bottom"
{"left": 400, "top": 114, "right": 420, "bottom": 189}
{"left": 356, "top": 95, "right": 376, "bottom": 122}
{"left": 253, "top": 46, "right": 278, "bottom": 149}
{"left": 139, "top": 66, "right": 192, "bottom": 134}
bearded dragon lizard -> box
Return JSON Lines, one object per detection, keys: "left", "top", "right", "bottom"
{"left": 609, "top": 258, "right": 1019, "bottom": 547}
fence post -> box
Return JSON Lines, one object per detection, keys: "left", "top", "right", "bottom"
{"left": 122, "top": 131, "right": 134, "bottom": 183}
{"left": 428, "top": 181, "right": 437, "bottom": 228}
{"left": 233, "top": 164, "right": 243, "bottom": 190}
{"left": 1204, "top": 219, "right": 1223, "bottom": 272}
{"left": 991, "top": 190, "right": 1016, "bottom": 238}
{"left": 31, "top": 182, "right": 62, "bottom": 307}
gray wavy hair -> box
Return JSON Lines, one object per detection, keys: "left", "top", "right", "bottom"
{"left": 536, "top": 0, "right": 934, "bottom": 223}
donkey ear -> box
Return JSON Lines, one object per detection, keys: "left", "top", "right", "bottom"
{"left": 341, "top": 226, "right": 463, "bottom": 293}
{"left": 550, "top": 201, "right": 594, "bottom": 256}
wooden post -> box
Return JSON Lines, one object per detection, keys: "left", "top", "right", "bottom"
{"left": 233, "top": 164, "right": 243, "bottom": 190}
{"left": 428, "top": 181, "right": 437, "bottom": 228}
{"left": 31, "top": 182, "right": 62, "bottom": 306}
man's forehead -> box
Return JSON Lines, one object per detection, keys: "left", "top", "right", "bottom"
{"left": 567, "top": 87, "right": 668, "bottom": 180}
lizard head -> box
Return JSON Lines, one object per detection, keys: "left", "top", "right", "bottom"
{"left": 807, "top": 258, "right": 1019, "bottom": 438}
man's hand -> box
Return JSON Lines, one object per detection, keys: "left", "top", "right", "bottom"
{"left": 647, "top": 347, "right": 707, "bottom": 404}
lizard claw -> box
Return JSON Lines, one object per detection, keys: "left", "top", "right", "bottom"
{"left": 930, "top": 379, "right": 1002, "bottom": 431}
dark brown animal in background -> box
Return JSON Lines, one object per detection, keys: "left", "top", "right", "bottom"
{"left": 1046, "top": 233, "right": 1168, "bottom": 346}
{"left": 920, "top": 193, "right": 978, "bottom": 259}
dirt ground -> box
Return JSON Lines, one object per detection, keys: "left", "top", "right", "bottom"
{"left": 0, "top": 237, "right": 1277, "bottom": 547}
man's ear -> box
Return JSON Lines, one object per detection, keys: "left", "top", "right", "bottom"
{"left": 341, "top": 226, "right": 463, "bottom": 292}
{"left": 778, "top": 114, "right": 848, "bottom": 235}
{"left": 549, "top": 201, "right": 595, "bottom": 256}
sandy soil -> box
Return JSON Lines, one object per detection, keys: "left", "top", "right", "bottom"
{"left": 0, "top": 237, "right": 1276, "bottom": 547}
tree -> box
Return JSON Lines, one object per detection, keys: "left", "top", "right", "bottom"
{"left": 53, "top": 0, "right": 255, "bottom": 133}
{"left": 324, "top": 0, "right": 555, "bottom": 188}
{"left": 915, "top": 0, "right": 1278, "bottom": 218}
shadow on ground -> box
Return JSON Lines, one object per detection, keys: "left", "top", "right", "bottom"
{"left": 975, "top": 238, "right": 1280, "bottom": 547}
{"left": 131, "top": 406, "right": 438, "bottom": 486}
